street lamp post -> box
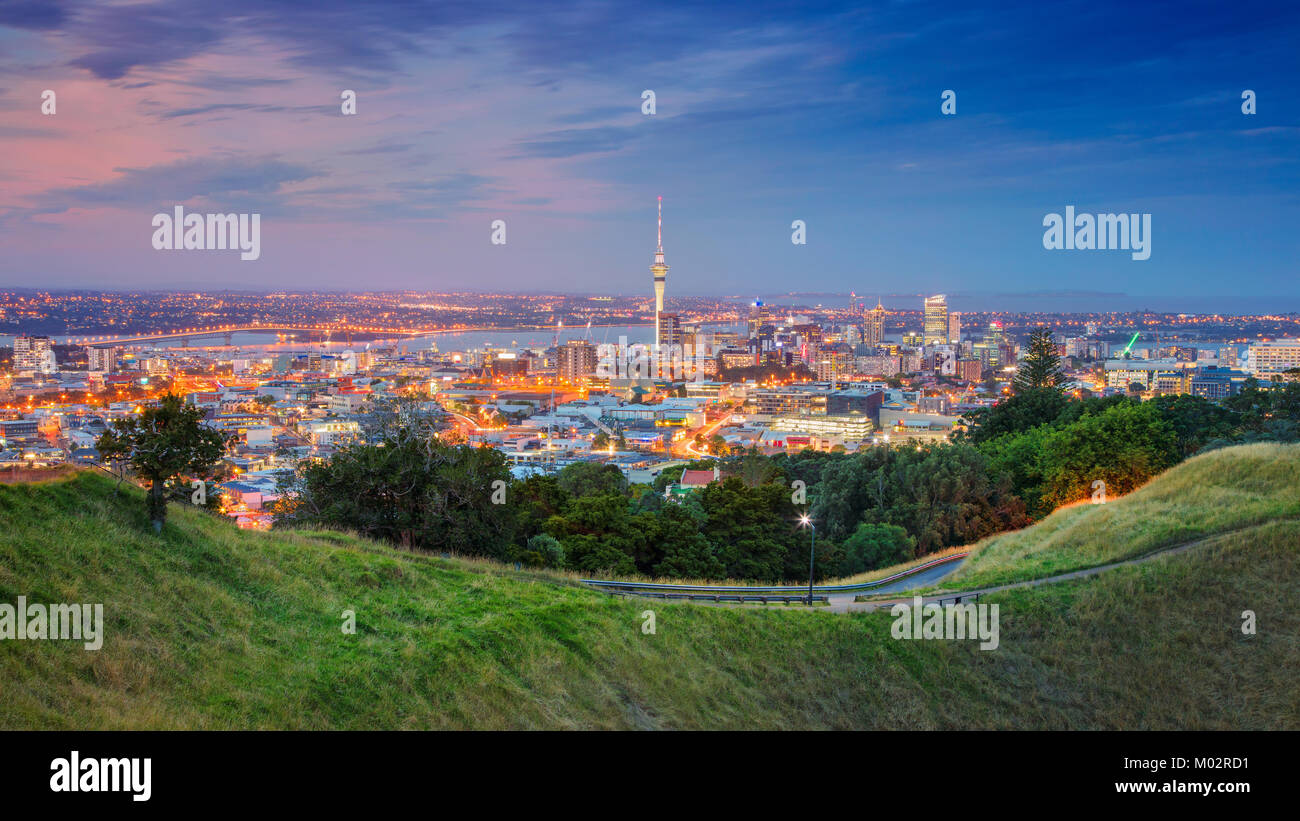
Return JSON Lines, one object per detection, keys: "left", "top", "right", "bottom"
{"left": 800, "top": 514, "right": 816, "bottom": 606}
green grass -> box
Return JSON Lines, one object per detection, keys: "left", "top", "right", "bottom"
{"left": 943, "top": 442, "right": 1300, "bottom": 590}
{"left": 0, "top": 462, "right": 1295, "bottom": 729}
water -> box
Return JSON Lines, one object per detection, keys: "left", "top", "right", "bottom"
{"left": 5, "top": 323, "right": 747, "bottom": 354}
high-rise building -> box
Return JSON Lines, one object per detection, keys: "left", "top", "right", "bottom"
{"left": 972, "top": 322, "right": 1006, "bottom": 368}
{"left": 747, "top": 300, "right": 772, "bottom": 339}
{"left": 650, "top": 197, "right": 669, "bottom": 346}
{"left": 87, "top": 346, "right": 118, "bottom": 373}
{"left": 865, "top": 300, "right": 886, "bottom": 347}
{"left": 557, "top": 340, "right": 598, "bottom": 384}
{"left": 14, "top": 335, "right": 56, "bottom": 375}
{"left": 657, "top": 312, "right": 683, "bottom": 350}
{"left": 923, "top": 295, "right": 948, "bottom": 346}
{"left": 947, "top": 311, "right": 962, "bottom": 345}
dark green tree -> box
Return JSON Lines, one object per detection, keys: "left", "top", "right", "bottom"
{"left": 1012, "top": 330, "right": 1065, "bottom": 393}
{"left": 1038, "top": 401, "right": 1179, "bottom": 510}
{"left": 651, "top": 503, "right": 724, "bottom": 579}
{"left": 839, "top": 522, "right": 915, "bottom": 576}
{"left": 959, "top": 387, "right": 1069, "bottom": 444}
{"left": 544, "top": 493, "right": 646, "bottom": 574}
{"left": 698, "top": 477, "right": 799, "bottom": 582}
{"left": 97, "top": 393, "right": 229, "bottom": 531}
{"left": 278, "top": 428, "right": 514, "bottom": 555}
{"left": 555, "top": 461, "right": 629, "bottom": 498}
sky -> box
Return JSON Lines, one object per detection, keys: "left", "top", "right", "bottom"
{"left": 1, "top": 0, "right": 1297, "bottom": 309}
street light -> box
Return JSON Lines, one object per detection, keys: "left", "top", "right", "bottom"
{"left": 799, "top": 513, "right": 816, "bottom": 606}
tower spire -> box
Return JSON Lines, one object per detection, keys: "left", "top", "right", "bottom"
{"left": 656, "top": 196, "right": 664, "bottom": 259}
{"left": 650, "top": 196, "right": 669, "bottom": 346}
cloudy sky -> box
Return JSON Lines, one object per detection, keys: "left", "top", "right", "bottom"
{"left": 1, "top": 0, "right": 1297, "bottom": 308}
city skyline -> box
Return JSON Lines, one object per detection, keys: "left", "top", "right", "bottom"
{"left": 1, "top": 0, "right": 1297, "bottom": 302}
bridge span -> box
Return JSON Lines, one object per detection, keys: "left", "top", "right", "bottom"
{"left": 76, "top": 324, "right": 431, "bottom": 347}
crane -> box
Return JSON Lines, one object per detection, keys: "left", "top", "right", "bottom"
{"left": 1121, "top": 331, "right": 1140, "bottom": 357}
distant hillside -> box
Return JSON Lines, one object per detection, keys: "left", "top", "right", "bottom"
{"left": 0, "top": 460, "right": 1294, "bottom": 729}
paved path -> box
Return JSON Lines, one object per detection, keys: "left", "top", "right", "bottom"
{"left": 822, "top": 528, "right": 1238, "bottom": 613}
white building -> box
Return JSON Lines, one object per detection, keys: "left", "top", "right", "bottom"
{"left": 303, "top": 420, "right": 360, "bottom": 446}
{"left": 1245, "top": 339, "right": 1300, "bottom": 379}
{"left": 15, "top": 336, "right": 56, "bottom": 375}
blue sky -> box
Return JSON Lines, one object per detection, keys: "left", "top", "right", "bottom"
{"left": 1, "top": 0, "right": 1297, "bottom": 308}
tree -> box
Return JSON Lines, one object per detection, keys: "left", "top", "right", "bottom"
{"left": 514, "top": 533, "right": 565, "bottom": 568}
{"left": 652, "top": 504, "right": 724, "bottom": 579}
{"left": 591, "top": 431, "right": 610, "bottom": 450}
{"left": 97, "top": 393, "right": 229, "bottom": 531}
{"left": 1037, "top": 402, "right": 1179, "bottom": 511}
{"left": 1012, "top": 330, "right": 1065, "bottom": 393}
{"left": 556, "top": 461, "right": 628, "bottom": 498}
{"left": 1149, "top": 394, "right": 1237, "bottom": 456}
{"left": 707, "top": 433, "right": 730, "bottom": 456}
{"left": 544, "top": 493, "right": 646, "bottom": 574}
{"left": 839, "top": 522, "right": 915, "bottom": 576}
{"left": 959, "top": 387, "right": 1069, "bottom": 444}
{"left": 698, "top": 478, "right": 799, "bottom": 582}
{"left": 278, "top": 428, "right": 514, "bottom": 555}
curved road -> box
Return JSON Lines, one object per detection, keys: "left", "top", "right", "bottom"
{"left": 586, "top": 521, "right": 1277, "bottom": 613}
{"left": 823, "top": 525, "right": 1262, "bottom": 612}
{"left": 581, "top": 552, "right": 968, "bottom": 600}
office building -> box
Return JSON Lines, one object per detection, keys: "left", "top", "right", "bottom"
{"left": 771, "top": 412, "right": 875, "bottom": 442}
{"left": 865, "top": 300, "right": 886, "bottom": 347}
{"left": 1245, "top": 339, "right": 1300, "bottom": 379}
{"left": 747, "top": 300, "right": 772, "bottom": 339}
{"left": 656, "top": 312, "right": 683, "bottom": 351}
{"left": 923, "top": 295, "right": 948, "bottom": 345}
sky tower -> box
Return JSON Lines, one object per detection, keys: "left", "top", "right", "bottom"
{"left": 650, "top": 196, "right": 669, "bottom": 346}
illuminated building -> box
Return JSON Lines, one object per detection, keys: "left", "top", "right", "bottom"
{"left": 650, "top": 197, "right": 669, "bottom": 346}
{"left": 14, "top": 335, "right": 56, "bottom": 376}
{"left": 923, "top": 295, "right": 948, "bottom": 346}
{"left": 657, "top": 312, "right": 683, "bottom": 350}
{"left": 1245, "top": 339, "right": 1300, "bottom": 378}
{"left": 557, "top": 340, "right": 598, "bottom": 383}
{"left": 865, "top": 300, "right": 886, "bottom": 347}
{"left": 748, "top": 300, "right": 772, "bottom": 339}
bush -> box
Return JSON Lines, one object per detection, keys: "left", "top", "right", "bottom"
{"left": 839, "top": 522, "right": 915, "bottom": 576}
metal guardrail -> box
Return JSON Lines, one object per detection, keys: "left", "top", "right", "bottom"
{"left": 608, "top": 590, "right": 829, "bottom": 604}
{"left": 580, "top": 552, "right": 969, "bottom": 596}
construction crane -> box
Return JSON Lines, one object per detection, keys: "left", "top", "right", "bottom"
{"left": 1121, "top": 331, "right": 1141, "bottom": 357}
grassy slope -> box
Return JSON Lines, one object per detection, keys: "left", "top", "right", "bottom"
{"left": 944, "top": 442, "right": 1300, "bottom": 590}
{"left": 1, "top": 464, "right": 1295, "bottom": 730}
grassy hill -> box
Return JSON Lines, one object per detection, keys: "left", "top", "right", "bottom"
{"left": 945, "top": 442, "right": 1300, "bottom": 590}
{"left": 1, "top": 456, "right": 1296, "bottom": 730}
